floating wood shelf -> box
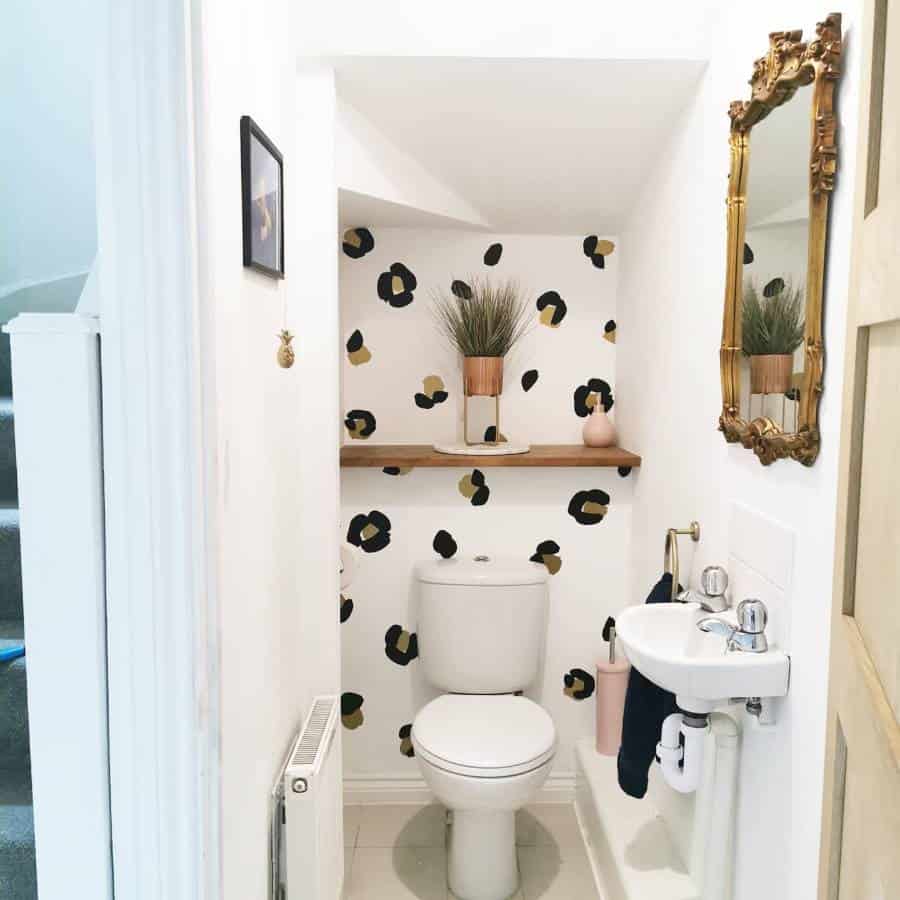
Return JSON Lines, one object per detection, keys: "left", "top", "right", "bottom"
{"left": 340, "top": 444, "right": 641, "bottom": 469}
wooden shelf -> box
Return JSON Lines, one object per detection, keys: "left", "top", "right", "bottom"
{"left": 340, "top": 444, "right": 641, "bottom": 469}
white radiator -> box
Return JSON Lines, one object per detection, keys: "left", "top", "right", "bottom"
{"left": 271, "top": 696, "right": 343, "bottom": 900}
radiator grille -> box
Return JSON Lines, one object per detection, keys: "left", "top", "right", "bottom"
{"left": 290, "top": 697, "right": 335, "bottom": 769}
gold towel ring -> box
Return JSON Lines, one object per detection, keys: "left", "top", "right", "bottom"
{"left": 664, "top": 522, "right": 700, "bottom": 600}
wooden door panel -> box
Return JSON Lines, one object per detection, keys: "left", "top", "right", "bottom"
{"left": 819, "top": 0, "right": 900, "bottom": 896}
{"left": 853, "top": 320, "right": 900, "bottom": 722}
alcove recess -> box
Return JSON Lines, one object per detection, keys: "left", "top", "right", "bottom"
{"left": 340, "top": 444, "right": 641, "bottom": 468}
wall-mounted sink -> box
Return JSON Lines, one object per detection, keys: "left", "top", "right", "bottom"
{"left": 616, "top": 602, "right": 790, "bottom": 713}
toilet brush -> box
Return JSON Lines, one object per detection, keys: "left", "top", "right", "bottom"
{"left": 596, "top": 616, "right": 629, "bottom": 756}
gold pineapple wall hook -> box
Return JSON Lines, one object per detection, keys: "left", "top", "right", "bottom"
{"left": 277, "top": 330, "right": 295, "bottom": 368}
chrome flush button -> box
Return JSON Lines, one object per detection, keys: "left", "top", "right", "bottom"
{"left": 473, "top": 555, "right": 490, "bottom": 562}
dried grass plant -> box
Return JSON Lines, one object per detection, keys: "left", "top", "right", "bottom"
{"left": 431, "top": 277, "right": 533, "bottom": 358}
{"left": 742, "top": 279, "right": 805, "bottom": 356}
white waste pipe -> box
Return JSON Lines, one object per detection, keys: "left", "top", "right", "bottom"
{"left": 657, "top": 712, "right": 709, "bottom": 793}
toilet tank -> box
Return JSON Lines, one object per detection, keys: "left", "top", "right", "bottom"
{"left": 415, "top": 556, "right": 549, "bottom": 694}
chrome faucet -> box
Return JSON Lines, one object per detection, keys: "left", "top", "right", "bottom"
{"left": 698, "top": 598, "right": 769, "bottom": 653}
{"left": 676, "top": 565, "right": 731, "bottom": 614}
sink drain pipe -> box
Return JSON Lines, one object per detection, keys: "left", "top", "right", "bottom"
{"left": 656, "top": 711, "right": 710, "bottom": 793}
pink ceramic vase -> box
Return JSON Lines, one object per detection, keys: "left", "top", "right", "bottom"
{"left": 582, "top": 404, "right": 617, "bottom": 447}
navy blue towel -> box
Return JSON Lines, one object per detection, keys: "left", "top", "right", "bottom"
{"left": 617, "top": 573, "right": 679, "bottom": 799}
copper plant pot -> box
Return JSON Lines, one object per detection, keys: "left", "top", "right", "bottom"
{"left": 749, "top": 354, "right": 793, "bottom": 394}
{"left": 463, "top": 356, "right": 504, "bottom": 397}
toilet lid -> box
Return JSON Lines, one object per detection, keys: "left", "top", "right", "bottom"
{"left": 412, "top": 695, "right": 556, "bottom": 778}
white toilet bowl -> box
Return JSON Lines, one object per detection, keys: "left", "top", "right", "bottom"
{"left": 413, "top": 694, "right": 556, "bottom": 900}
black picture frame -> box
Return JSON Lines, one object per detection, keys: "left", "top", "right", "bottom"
{"left": 240, "top": 115, "right": 284, "bottom": 278}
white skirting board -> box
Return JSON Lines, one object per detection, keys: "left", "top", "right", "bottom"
{"left": 343, "top": 771, "right": 576, "bottom": 806}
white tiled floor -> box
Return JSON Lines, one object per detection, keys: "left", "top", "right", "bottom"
{"left": 343, "top": 803, "right": 598, "bottom": 899}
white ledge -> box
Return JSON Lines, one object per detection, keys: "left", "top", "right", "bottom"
{"left": 4, "top": 313, "right": 100, "bottom": 335}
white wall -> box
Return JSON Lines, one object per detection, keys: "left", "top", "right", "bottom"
{"left": 0, "top": 0, "right": 97, "bottom": 295}
{"left": 340, "top": 229, "right": 627, "bottom": 785}
{"left": 299, "top": 0, "right": 723, "bottom": 60}
{"left": 337, "top": 100, "right": 490, "bottom": 229}
{"left": 615, "top": 4, "right": 860, "bottom": 898}
{"left": 193, "top": 2, "right": 340, "bottom": 897}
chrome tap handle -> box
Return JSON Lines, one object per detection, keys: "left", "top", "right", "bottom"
{"left": 701, "top": 566, "right": 729, "bottom": 599}
{"left": 737, "top": 599, "right": 767, "bottom": 634}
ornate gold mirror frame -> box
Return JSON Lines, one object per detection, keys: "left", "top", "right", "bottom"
{"left": 719, "top": 13, "right": 843, "bottom": 466}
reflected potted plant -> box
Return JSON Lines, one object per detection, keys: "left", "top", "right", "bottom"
{"left": 432, "top": 277, "right": 532, "bottom": 400}
{"left": 742, "top": 279, "right": 804, "bottom": 394}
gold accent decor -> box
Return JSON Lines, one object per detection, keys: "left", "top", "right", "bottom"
{"left": 463, "top": 356, "right": 504, "bottom": 397}
{"left": 663, "top": 522, "right": 701, "bottom": 601}
{"left": 462, "top": 357, "right": 503, "bottom": 446}
{"left": 719, "top": 13, "right": 842, "bottom": 466}
{"left": 749, "top": 354, "right": 793, "bottom": 393}
{"left": 276, "top": 330, "right": 295, "bottom": 368}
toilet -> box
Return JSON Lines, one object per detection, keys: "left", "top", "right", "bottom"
{"left": 411, "top": 557, "right": 556, "bottom": 900}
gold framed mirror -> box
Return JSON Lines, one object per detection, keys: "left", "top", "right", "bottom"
{"left": 719, "top": 13, "right": 843, "bottom": 466}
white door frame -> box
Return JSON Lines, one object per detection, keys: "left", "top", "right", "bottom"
{"left": 94, "top": 0, "right": 220, "bottom": 897}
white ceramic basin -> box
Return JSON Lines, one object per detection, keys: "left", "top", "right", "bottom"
{"left": 616, "top": 602, "right": 790, "bottom": 712}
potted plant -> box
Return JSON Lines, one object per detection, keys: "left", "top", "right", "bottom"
{"left": 741, "top": 279, "right": 805, "bottom": 394}
{"left": 432, "top": 277, "right": 532, "bottom": 399}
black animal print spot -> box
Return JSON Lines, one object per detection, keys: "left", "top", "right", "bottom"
{"left": 564, "top": 668, "right": 596, "bottom": 700}
{"left": 536, "top": 291, "right": 567, "bottom": 328}
{"left": 346, "top": 328, "right": 372, "bottom": 365}
{"left": 383, "top": 466, "right": 413, "bottom": 476}
{"left": 573, "top": 379, "right": 614, "bottom": 416}
{"left": 763, "top": 277, "right": 786, "bottom": 298}
{"left": 483, "top": 425, "right": 508, "bottom": 443}
{"left": 458, "top": 469, "right": 490, "bottom": 506}
{"left": 743, "top": 242, "right": 754, "bottom": 264}
{"left": 340, "top": 594, "right": 354, "bottom": 623}
{"left": 617, "top": 466, "right": 632, "bottom": 478}
{"left": 347, "top": 510, "right": 392, "bottom": 553}
{"left": 342, "top": 227, "right": 375, "bottom": 259}
{"left": 433, "top": 530, "right": 458, "bottom": 559}
{"left": 568, "top": 489, "right": 610, "bottom": 525}
{"left": 398, "top": 723, "right": 415, "bottom": 758}
{"left": 521, "top": 369, "right": 539, "bottom": 392}
{"left": 341, "top": 692, "right": 365, "bottom": 729}
{"left": 784, "top": 387, "right": 800, "bottom": 401}
{"left": 414, "top": 375, "right": 449, "bottom": 410}
{"left": 451, "top": 279, "right": 473, "bottom": 300}
{"left": 603, "top": 320, "right": 616, "bottom": 344}
{"left": 484, "top": 243, "right": 503, "bottom": 266}
{"left": 377, "top": 262, "right": 417, "bottom": 308}
{"left": 582, "top": 236, "right": 615, "bottom": 269}
{"left": 385, "top": 625, "right": 419, "bottom": 666}
{"left": 530, "top": 540, "right": 562, "bottom": 575}
{"left": 344, "top": 409, "right": 376, "bottom": 440}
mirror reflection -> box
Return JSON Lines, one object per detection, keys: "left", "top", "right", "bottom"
{"left": 740, "top": 92, "right": 809, "bottom": 433}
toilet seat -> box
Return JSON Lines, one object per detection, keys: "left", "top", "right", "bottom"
{"left": 412, "top": 694, "right": 556, "bottom": 779}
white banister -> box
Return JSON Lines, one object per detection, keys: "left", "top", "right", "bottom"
{"left": 3, "top": 312, "right": 113, "bottom": 900}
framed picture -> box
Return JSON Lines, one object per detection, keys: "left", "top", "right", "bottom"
{"left": 240, "top": 115, "right": 284, "bottom": 278}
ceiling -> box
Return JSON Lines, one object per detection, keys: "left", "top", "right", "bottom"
{"left": 335, "top": 57, "right": 707, "bottom": 234}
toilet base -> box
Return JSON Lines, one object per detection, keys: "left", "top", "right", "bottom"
{"left": 448, "top": 809, "right": 518, "bottom": 900}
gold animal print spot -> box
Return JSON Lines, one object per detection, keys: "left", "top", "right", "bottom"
{"left": 344, "top": 409, "right": 376, "bottom": 439}
{"left": 346, "top": 329, "right": 372, "bottom": 365}
{"left": 342, "top": 227, "right": 374, "bottom": 259}
{"left": 596, "top": 240, "right": 615, "bottom": 256}
{"left": 458, "top": 469, "right": 490, "bottom": 506}
{"left": 415, "top": 375, "right": 449, "bottom": 409}
{"left": 398, "top": 724, "right": 415, "bottom": 758}
{"left": 603, "top": 320, "right": 616, "bottom": 344}
{"left": 563, "top": 668, "right": 596, "bottom": 700}
{"left": 361, "top": 523, "right": 379, "bottom": 542}
{"left": 530, "top": 540, "right": 562, "bottom": 575}
{"left": 536, "top": 291, "right": 567, "bottom": 327}
{"left": 582, "top": 501, "right": 607, "bottom": 516}
{"left": 341, "top": 692, "right": 365, "bottom": 729}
